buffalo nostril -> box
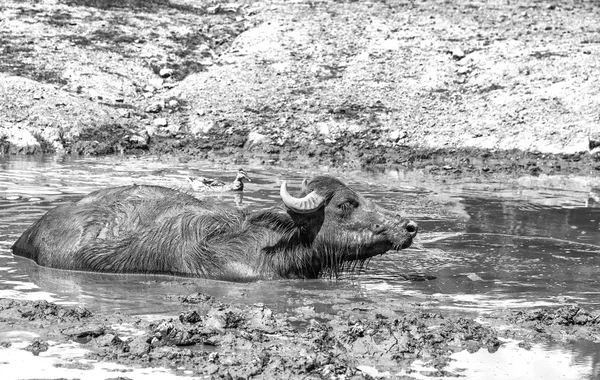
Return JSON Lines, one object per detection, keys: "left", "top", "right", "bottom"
{"left": 405, "top": 221, "right": 418, "bottom": 236}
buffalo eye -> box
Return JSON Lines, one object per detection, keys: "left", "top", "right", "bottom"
{"left": 337, "top": 200, "right": 358, "bottom": 215}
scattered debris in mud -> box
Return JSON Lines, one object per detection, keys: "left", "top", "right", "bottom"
{"left": 4, "top": 296, "right": 600, "bottom": 379}
{"left": 497, "top": 305, "right": 600, "bottom": 343}
{"left": 0, "top": 296, "right": 504, "bottom": 378}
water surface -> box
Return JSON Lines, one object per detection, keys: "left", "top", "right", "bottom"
{"left": 1, "top": 155, "right": 599, "bottom": 379}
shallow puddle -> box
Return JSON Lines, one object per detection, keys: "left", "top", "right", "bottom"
{"left": 0, "top": 155, "right": 599, "bottom": 379}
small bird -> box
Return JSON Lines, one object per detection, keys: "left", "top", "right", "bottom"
{"left": 187, "top": 168, "right": 252, "bottom": 192}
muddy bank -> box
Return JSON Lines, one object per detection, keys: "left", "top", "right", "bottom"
{"left": 1, "top": 0, "right": 599, "bottom": 177}
{"left": 3, "top": 295, "right": 600, "bottom": 378}
{"left": 0, "top": 296, "right": 498, "bottom": 379}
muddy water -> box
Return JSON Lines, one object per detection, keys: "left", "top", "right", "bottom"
{"left": 1, "top": 155, "right": 600, "bottom": 379}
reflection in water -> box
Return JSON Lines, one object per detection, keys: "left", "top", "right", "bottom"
{"left": 1, "top": 155, "right": 600, "bottom": 379}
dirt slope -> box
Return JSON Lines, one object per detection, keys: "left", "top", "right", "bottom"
{"left": 1, "top": 0, "right": 599, "bottom": 174}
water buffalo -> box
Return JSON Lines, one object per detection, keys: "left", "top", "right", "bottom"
{"left": 12, "top": 175, "right": 418, "bottom": 281}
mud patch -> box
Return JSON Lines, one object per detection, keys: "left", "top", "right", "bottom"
{"left": 0, "top": 296, "right": 503, "bottom": 378}
{"left": 498, "top": 305, "right": 600, "bottom": 343}
{"left": 18, "top": 295, "right": 600, "bottom": 379}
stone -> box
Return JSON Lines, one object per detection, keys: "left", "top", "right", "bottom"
{"left": 153, "top": 118, "right": 168, "bottom": 127}
{"left": 189, "top": 119, "right": 216, "bottom": 135}
{"left": 246, "top": 131, "right": 268, "bottom": 146}
{"left": 145, "top": 124, "right": 157, "bottom": 137}
{"left": 166, "top": 123, "right": 181, "bottom": 134}
{"left": 118, "top": 109, "right": 131, "bottom": 118}
{"left": 145, "top": 101, "right": 163, "bottom": 113}
{"left": 148, "top": 78, "right": 164, "bottom": 88}
{"left": 159, "top": 68, "right": 174, "bottom": 78}
{"left": 451, "top": 47, "right": 465, "bottom": 59}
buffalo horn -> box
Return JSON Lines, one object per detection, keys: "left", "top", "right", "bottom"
{"left": 280, "top": 181, "right": 325, "bottom": 214}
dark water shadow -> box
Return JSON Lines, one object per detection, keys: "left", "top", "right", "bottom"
{"left": 60, "top": 0, "right": 206, "bottom": 15}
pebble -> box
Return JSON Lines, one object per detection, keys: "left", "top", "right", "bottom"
{"left": 148, "top": 78, "right": 164, "bottom": 88}
{"left": 166, "top": 124, "right": 181, "bottom": 134}
{"left": 451, "top": 48, "right": 465, "bottom": 59}
{"left": 189, "top": 120, "right": 215, "bottom": 135}
{"left": 153, "top": 118, "right": 168, "bottom": 127}
{"left": 159, "top": 68, "right": 174, "bottom": 78}
{"left": 6, "top": 195, "right": 20, "bottom": 200}
{"left": 457, "top": 66, "right": 471, "bottom": 75}
{"left": 168, "top": 99, "right": 179, "bottom": 108}
{"left": 145, "top": 102, "right": 163, "bottom": 113}
{"left": 118, "top": 109, "right": 131, "bottom": 118}
{"left": 145, "top": 124, "right": 157, "bottom": 137}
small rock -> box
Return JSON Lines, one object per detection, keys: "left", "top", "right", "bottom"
{"left": 61, "top": 324, "right": 105, "bottom": 338}
{"left": 145, "top": 124, "right": 157, "bottom": 137}
{"left": 143, "top": 85, "right": 156, "bottom": 93}
{"left": 148, "top": 78, "right": 164, "bottom": 88}
{"left": 153, "top": 118, "right": 168, "bottom": 127}
{"left": 159, "top": 68, "right": 174, "bottom": 78}
{"left": 140, "top": 50, "right": 154, "bottom": 58}
{"left": 451, "top": 47, "right": 465, "bottom": 59}
{"left": 88, "top": 89, "right": 102, "bottom": 100}
{"left": 94, "top": 334, "right": 122, "bottom": 347}
{"left": 466, "top": 273, "right": 484, "bottom": 281}
{"left": 129, "top": 135, "right": 148, "bottom": 146}
{"left": 179, "top": 292, "right": 216, "bottom": 304}
{"left": 24, "top": 339, "right": 48, "bottom": 356}
{"left": 168, "top": 99, "right": 179, "bottom": 108}
{"left": 127, "top": 335, "right": 151, "bottom": 356}
{"left": 33, "top": 93, "right": 43, "bottom": 100}
{"left": 189, "top": 119, "right": 215, "bottom": 135}
{"left": 589, "top": 133, "right": 600, "bottom": 151}
{"left": 198, "top": 44, "right": 212, "bottom": 53}
{"left": 389, "top": 130, "right": 401, "bottom": 142}
{"left": 457, "top": 66, "right": 471, "bottom": 75}
{"left": 166, "top": 124, "right": 181, "bottom": 134}
{"left": 114, "top": 96, "right": 124, "bottom": 103}
{"left": 118, "top": 109, "right": 131, "bottom": 118}
{"left": 179, "top": 310, "right": 202, "bottom": 324}
{"left": 246, "top": 131, "right": 268, "bottom": 145}
{"left": 145, "top": 102, "right": 163, "bottom": 113}
{"left": 317, "top": 122, "right": 330, "bottom": 136}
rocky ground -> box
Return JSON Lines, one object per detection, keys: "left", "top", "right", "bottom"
{"left": 1, "top": 0, "right": 599, "bottom": 176}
